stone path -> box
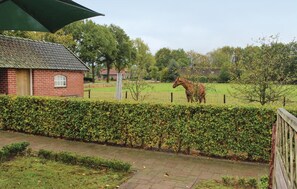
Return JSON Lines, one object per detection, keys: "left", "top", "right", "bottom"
{"left": 0, "top": 131, "right": 269, "bottom": 189}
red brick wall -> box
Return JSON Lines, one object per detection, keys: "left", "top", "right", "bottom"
{"left": 0, "top": 69, "right": 17, "bottom": 95}
{"left": 33, "top": 70, "right": 84, "bottom": 97}
{"left": 8, "top": 69, "right": 17, "bottom": 94}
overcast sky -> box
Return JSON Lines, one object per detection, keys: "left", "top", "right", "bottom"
{"left": 75, "top": 0, "right": 297, "bottom": 54}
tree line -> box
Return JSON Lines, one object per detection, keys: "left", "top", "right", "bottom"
{"left": 1, "top": 21, "right": 296, "bottom": 85}
{"left": 1, "top": 22, "right": 297, "bottom": 105}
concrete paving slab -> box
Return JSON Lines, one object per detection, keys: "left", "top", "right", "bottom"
{"left": 0, "top": 130, "right": 269, "bottom": 189}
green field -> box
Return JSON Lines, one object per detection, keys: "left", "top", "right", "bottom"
{"left": 0, "top": 156, "right": 130, "bottom": 189}
{"left": 84, "top": 82, "right": 297, "bottom": 108}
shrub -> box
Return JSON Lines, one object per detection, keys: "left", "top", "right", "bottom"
{"left": 220, "top": 176, "right": 267, "bottom": 188}
{"left": 247, "top": 178, "right": 258, "bottom": 188}
{"left": 1, "top": 96, "right": 296, "bottom": 161}
{"left": 0, "top": 142, "right": 29, "bottom": 162}
{"left": 198, "top": 76, "right": 208, "bottom": 83}
{"left": 238, "top": 177, "right": 246, "bottom": 187}
{"left": 222, "top": 176, "right": 234, "bottom": 186}
{"left": 259, "top": 176, "right": 269, "bottom": 189}
{"left": 38, "top": 149, "right": 131, "bottom": 172}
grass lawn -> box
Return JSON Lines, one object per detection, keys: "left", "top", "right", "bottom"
{"left": 195, "top": 177, "right": 268, "bottom": 189}
{"left": 195, "top": 180, "right": 236, "bottom": 189}
{"left": 0, "top": 156, "right": 130, "bottom": 189}
{"left": 84, "top": 82, "right": 297, "bottom": 108}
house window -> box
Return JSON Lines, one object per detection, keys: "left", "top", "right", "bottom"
{"left": 54, "top": 75, "right": 67, "bottom": 87}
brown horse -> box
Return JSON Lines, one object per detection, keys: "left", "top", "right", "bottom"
{"left": 172, "top": 77, "right": 206, "bottom": 103}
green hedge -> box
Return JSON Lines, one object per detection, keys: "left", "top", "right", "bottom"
{"left": 1, "top": 96, "right": 296, "bottom": 162}
{"left": 38, "top": 149, "right": 131, "bottom": 172}
{"left": 0, "top": 142, "right": 30, "bottom": 162}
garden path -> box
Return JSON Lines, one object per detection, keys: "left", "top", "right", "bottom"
{"left": 0, "top": 131, "right": 268, "bottom": 189}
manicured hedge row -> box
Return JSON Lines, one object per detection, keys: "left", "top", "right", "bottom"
{"left": 0, "top": 142, "right": 30, "bottom": 162}
{"left": 1, "top": 96, "right": 295, "bottom": 162}
{"left": 38, "top": 149, "right": 131, "bottom": 172}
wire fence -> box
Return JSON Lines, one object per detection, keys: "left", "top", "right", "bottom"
{"left": 84, "top": 90, "right": 297, "bottom": 108}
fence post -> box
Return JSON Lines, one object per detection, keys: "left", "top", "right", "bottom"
{"left": 268, "top": 123, "right": 276, "bottom": 189}
{"left": 125, "top": 91, "right": 128, "bottom": 99}
{"left": 171, "top": 92, "right": 173, "bottom": 103}
{"left": 283, "top": 97, "right": 286, "bottom": 107}
{"left": 88, "top": 89, "right": 91, "bottom": 99}
{"left": 223, "top": 94, "right": 226, "bottom": 104}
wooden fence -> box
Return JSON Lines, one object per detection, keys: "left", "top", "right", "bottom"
{"left": 273, "top": 108, "right": 297, "bottom": 189}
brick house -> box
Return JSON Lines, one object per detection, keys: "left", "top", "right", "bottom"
{"left": 0, "top": 35, "right": 88, "bottom": 97}
{"left": 99, "top": 68, "right": 127, "bottom": 81}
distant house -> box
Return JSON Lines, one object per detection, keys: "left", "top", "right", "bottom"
{"left": 196, "top": 68, "right": 221, "bottom": 77}
{"left": 0, "top": 35, "right": 88, "bottom": 97}
{"left": 180, "top": 67, "right": 221, "bottom": 77}
{"left": 99, "top": 69, "right": 127, "bottom": 80}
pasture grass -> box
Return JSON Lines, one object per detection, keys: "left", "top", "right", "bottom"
{"left": 195, "top": 180, "right": 235, "bottom": 189}
{"left": 84, "top": 82, "right": 297, "bottom": 108}
{"left": 0, "top": 156, "right": 130, "bottom": 189}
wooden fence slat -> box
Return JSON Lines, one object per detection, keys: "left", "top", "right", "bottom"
{"left": 294, "top": 133, "right": 297, "bottom": 185}
{"left": 289, "top": 127, "right": 293, "bottom": 185}
{"left": 282, "top": 116, "right": 285, "bottom": 157}
{"left": 279, "top": 115, "right": 283, "bottom": 157}
{"left": 274, "top": 108, "right": 297, "bottom": 189}
{"left": 278, "top": 108, "right": 297, "bottom": 132}
{"left": 284, "top": 122, "right": 289, "bottom": 171}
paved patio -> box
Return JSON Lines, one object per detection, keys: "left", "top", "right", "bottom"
{"left": 0, "top": 130, "right": 269, "bottom": 189}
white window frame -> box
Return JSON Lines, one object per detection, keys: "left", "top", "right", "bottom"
{"left": 54, "top": 75, "right": 67, "bottom": 88}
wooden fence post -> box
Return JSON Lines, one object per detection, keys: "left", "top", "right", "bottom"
{"left": 268, "top": 123, "right": 276, "bottom": 189}
{"left": 223, "top": 94, "right": 226, "bottom": 104}
{"left": 283, "top": 97, "right": 286, "bottom": 107}
{"left": 88, "top": 89, "right": 91, "bottom": 99}
{"left": 171, "top": 92, "right": 173, "bottom": 103}
{"left": 125, "top": 91, "right": 128, "bottom": 99}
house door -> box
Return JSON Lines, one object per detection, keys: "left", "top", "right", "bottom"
{"left": 16, "top": 69, "right": 30, "bottom": 96}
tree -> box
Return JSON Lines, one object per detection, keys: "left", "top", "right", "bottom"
{"left": 232, "top": 36, "right": 296, "bottom": 105}
{"left": 63, "top": 20, "right": 85, "bottom": 53}
{"left": 0, "top": 30, "right": 29, "bottom": 38}
{"left": 207, "top": 46, "right": 234, "bottom": 68}
{"left": 79, "top": 21, "right": 117, "bottom": 82}
{"left": 108, "top": 24, "right": 135, "bottom": 99}
{"left": 171, "top": 49, "right": 190, "bottom": 68}
{"left": 149, "top": 65, "right": 160, "bottom": 81}
{"left": 64, "top": 21, "right": 117, "bottom": 83}
{"left": 0, "top": 30, "right": 76, "bottom": 50}
{"left": 125, "top": 38, "right": 154, "bottom": 101}
{"left": 160, "top": 59, "right": 180, "bottom": 82}
{"left": 229, "top": 47, "right": 244, "bottom": 80}
{"left": 187, "top": 50, "right": 210, "bottom": 68}
{"left": 125, "top": 65, "right": 153, "bottom": 101}
{"left": 218, "top": 65, "right": 231, "bottom": 83}
{"left": 132, "top": 38, "right": 155, "bottom": 77}
{"left": 109, "top": 24, "right": 134, "bottom": 73}
{"left": 155, "top": 47, "right": 172, "bottom": 71}
{"left": 285, "top": 42, "right": 297, "bottom": 84}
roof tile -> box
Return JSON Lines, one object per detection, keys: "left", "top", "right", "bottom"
{"left": 0, "top": 35, "right": 89, "bottom": 71}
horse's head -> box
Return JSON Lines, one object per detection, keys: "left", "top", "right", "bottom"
{"left": 172, "top": 77, "right": 182, "bottom": 88}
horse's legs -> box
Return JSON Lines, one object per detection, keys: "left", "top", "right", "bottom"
{"left": 186, "top": 90, "right": 193, "bottom": 103}
{"left": 186, "top": 94, "right": 190, "bottom": 102}
{"left": 188, "top": 95, "right": 193, "bottom": 103}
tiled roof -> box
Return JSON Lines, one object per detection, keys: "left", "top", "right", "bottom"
{"left": 0, "top": 35, "right": 88, "bottom": 71}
